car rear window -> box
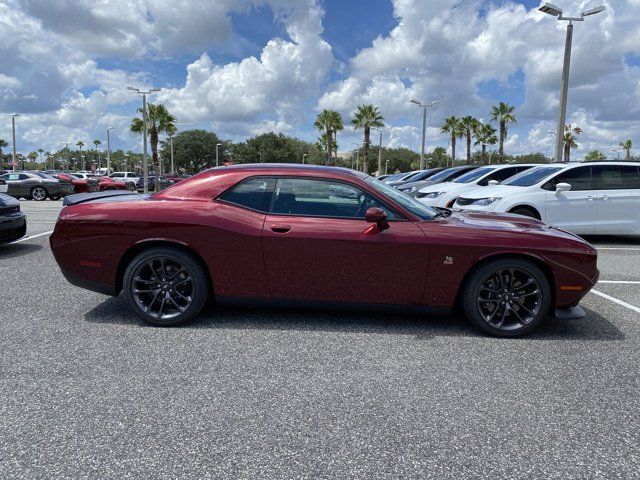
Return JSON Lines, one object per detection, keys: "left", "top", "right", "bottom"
{"left": 219, "top": 177, "right": 276, "bottom": 212}
{"left": 594, "top": 165, "right": 640, "bottom": 190}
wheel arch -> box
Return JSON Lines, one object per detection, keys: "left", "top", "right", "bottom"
{"left": 454, "top": 252, "right": 556, "bottom": 314}
{"left": 115, "top": 239, "right": 213, "bottom": 296}
{"left": 507, "top": 204, "right": 542, "bottom": 220}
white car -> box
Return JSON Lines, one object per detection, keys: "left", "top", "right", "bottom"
{"left": 453, "top": 162, "right": 640, "bottom": 235}
{"left": 414, "top": 164, "right": 537, "bottom": 208}
{"left": 110, "top": 171, "right": 140, "bottom": 184}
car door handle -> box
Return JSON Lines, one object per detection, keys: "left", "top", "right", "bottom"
{"left": 270, "top": 224, "right": 291, "bottom": 234}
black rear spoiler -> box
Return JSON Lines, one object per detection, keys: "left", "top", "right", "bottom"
{"left": 62, "top": 190, "right": 140, "bottom": 206}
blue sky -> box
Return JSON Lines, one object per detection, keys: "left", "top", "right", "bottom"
{"left": 1, "top": 0, "right": 639, "bottom": 159}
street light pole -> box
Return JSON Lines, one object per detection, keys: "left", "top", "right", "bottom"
{"left": 169, "top": 136, "right": 174, "bottom": 174}
{"left": 372, "top": 126, "right": 385, "bottom": 176}
{"left": 539, "top": 3, "right": 605, "bottom": 163}
{"left": 302, "top": 153, "right": 308, "bottom": 164}
{"left": 106, "top": 127, "right": 113, "bottom": 175}
{"left": 611, "top": 148, "right": 620, "bottom": 160}
{"left": 410, "top": 99, "right": 440, "bottom": 170}
{"left": 216, "top": 143, "right": 222, "bottom": 167}
{"left": 61, "top": 142, "right": 70, "bottom": 172}
{"left": 11, "top": 114, "right": 19, "bottom": 171}
{"left": 128, "top": 86, "right": 161, "bottom": 193}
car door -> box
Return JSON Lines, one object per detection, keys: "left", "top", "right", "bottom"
{"left": 542, "top": 166, "right": 596, "bottom": 234}
{"left": 2, "top": 173, "right": 28, "bottom": 197}
{"left": 592, "top": 165, "right": 640, "bottom": 235}
{"left": 261, "top": 177, "right": 430, "bottom": 305}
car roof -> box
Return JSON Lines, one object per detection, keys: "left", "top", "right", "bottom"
{"left": 207, "top": 163, "right": 368, "bottom": 179}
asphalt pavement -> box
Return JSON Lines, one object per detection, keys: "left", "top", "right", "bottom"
{"left": 0, "top": 200, "right": 638, "bottom": 479}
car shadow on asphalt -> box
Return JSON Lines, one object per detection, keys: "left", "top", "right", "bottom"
{"left": 0, "top": 243, "right": 43, "bottom": 259}
{"left": 583, "top": 235, "right": 640, "bottom": 245}
{"left": 84, "top": 297, "right": 624, "bottom": 341}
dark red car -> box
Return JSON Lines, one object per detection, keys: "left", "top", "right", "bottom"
{"left": 97, "top": 176, "right": 134, "bottom": 191}
{"left": 52, "top": 173, "right": 98, "bottom": 194}
{"left": 50, "top": 164, "right": 598, "bottom": 337}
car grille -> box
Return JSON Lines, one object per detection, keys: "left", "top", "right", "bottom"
{"left": 0, "top": 205, "right": 20, "bottom": 215}
{"left": 455, "top": 197, "right": 475, "bottom": 206}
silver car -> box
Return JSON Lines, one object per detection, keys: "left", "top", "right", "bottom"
{"left": 0, "top": 172, "right": 74, "bottom": 201}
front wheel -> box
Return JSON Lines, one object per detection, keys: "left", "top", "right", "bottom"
{"left": 123, "top": 247, "right": 209, "bottom": 326}
{"left": 462, "top": 258, "right": 551, "bottom": 337}
{"left": 31, "top": 186, "right": 48, "bottom": 201}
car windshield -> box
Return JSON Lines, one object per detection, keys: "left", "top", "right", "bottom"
{"left": 502, "top": 166, "right": 564, "bottom": 186}
{"left": 111, "top": 173, "right": 124, "bottom": 177}
{"left": 424, "top": 168, "right": 461, "bottom": 183}
{"left": 365, "top": 176, "right": 437, "bottom": 221}
{"left": 453, "top": 167, "right": 496, "bottom": 183}
{"left": 32, "top": 172, "right": 55, "bottom": 179}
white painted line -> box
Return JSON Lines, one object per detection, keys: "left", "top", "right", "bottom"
{"left": 598, "top": 280, "right": 640, "bottom": 285}
{"left": 596, "top": 247, "right": 640, "bottom": 251}
{"left": 8, "top": 230, "right": 54, "bottom": 244}
{"left": 591, "top": 289, "right": 640, "bottom": 314}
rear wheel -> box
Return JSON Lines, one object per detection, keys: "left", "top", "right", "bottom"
{"left": 123, "top": 247, "right": 209, "bottom": 326}
{"left": 30, "top": 186, "right": 48, "bottom": 201}
{"left": 462, "top": 258, "right": 551, "bottom": 337}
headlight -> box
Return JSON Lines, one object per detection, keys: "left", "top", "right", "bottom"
{"left": 416, "top": 191, "right": 444, "bottom": 199}
{"left": 470, "top": 197, "right": 502, "bottom": 206}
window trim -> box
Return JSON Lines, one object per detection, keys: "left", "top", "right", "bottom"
{"left": 268, "top": 176, "right": 407, "bottom": 221}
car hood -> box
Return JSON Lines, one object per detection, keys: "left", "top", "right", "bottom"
{"left": 0, "top": 193, "right": 19, "bottom": 207}
{"left": 456, "top": 184, "right": 522, "bottom": 200}
{"left": 429, "top": 210, "right": 590, "bottom": 247}
{"left": 416, "top": 181, "right": 460, "bottom": 193}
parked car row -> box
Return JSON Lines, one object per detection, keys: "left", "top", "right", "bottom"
{"left": 385, "top": 161, "right": 640, "bottom": 236}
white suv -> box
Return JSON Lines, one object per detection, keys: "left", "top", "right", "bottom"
{"left": 109, "top": 171, "right": 139, "bottom": 185}
{"left": 414, "top": 164, "right": 537, "bottom": 208}
{"left": 453, "top": 162, "right": 640, "bottom": 235}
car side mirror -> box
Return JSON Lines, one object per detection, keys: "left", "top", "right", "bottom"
{"left": 487, "top": 180, "right": 500, "bottom": 186}
{"left": 365, "top": 207, "right": 389, "bottom": 231}
{"left": 555, "top": 182, "right": 571, "bottom": 193}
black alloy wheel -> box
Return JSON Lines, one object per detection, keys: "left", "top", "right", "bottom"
{"left": 463, "top": 258, "right": 551, "bottom": 337}
{"left": 123, "top": 247, "right": 209, "bottom": 326}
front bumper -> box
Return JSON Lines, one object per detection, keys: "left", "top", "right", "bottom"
{"left": 0, "top": 214, "right": 27, "bottom": 243}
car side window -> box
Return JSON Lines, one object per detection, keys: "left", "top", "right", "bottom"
{"left": 219, "top": 177, "right": 276, "bottom": 213}
{"left": 270, "top": 178, "right": 397, "bottom": 220}
{"left": 542, "top": 166, "right": 592, "bottom": 191}
{"left": 478, "top": 167, "right": 521, "bottom": 186}
{"left": 594, "top": 165, "right": 640, "bottom": 190}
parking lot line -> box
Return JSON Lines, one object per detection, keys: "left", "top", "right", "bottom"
{"left": 591, "top": 289, "right": 640, "bottom": 314}
{"left": 598, "top": 280, "right": 640, "bottom": 285}
{"left": 596, "top": 247, "right": 640, "bottom": 251}
{"left": 8, "top": 230, "right": 53, "bottom": 245}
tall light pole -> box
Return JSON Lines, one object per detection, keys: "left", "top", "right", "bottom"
{"left": 106, "top": 127, "right": 113, "bottom": 175}
{"left": 410, "top": 99, "right": 440, "bottom": 170}
{"left": 169, "top": 136, "right": 174, "bottom": 174}
{"left": 258, "top": 151, "right": 263, "bottom": 163}
{"left": 61, "top": 142, "right": 70, "bottom": 172}
{"left": 124, "top": 153, "right": 130, "bottom": 172}
{"left": 11, "top": 114, "right": 19, "bottom": 171}
{"left": 302, "top": 153, "right": 308, "bottom": 164}
{"left": 539, "top": 3, "right": 605, "bottom": 163}
{"left": 81, "top": 155, "right": 86, "bottom": 171}
{"left": 372, "top": 125, "right": 386, "bottom": 176}
{"left": 128, "top": 86, "right": 161, "bottom": 193}
{"left": 611, "top": 148, "right": 620, "bottom": 160}
{"left": 216, "top": 143, "right": 222, "bottom": 167}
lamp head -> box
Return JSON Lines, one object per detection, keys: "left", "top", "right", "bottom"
{"left": 538, "top": 2, "right": 563, "bottom": 16}
{"left": 410, "top": 99, "right": 422, "bottom": 105}
{"left": 582, "top": 5, "right": 605, "bottom": 16}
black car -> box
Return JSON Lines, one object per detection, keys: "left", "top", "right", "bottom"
{"left": 390, "top": 167, "right": 447, "bottom": 188}
{"left": 135, "top": 176, "right": 175, "bottom": 192}
{"left": 404, "top": 165, "right": 479, "bottom": 196}
{"left": 0, "top": 193, "right": 26, "bottom": 244}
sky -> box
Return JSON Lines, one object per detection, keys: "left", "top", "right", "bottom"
{"left": 1, "top": 0, "right": 639, "bottom": 160}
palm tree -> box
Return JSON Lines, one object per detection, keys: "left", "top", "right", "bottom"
{"left": 441, "top": 116, "right": 463, "bottom": 166}
{"left": 0, "top": 139, "right": 7, "bottom": 169}
{"left": 76, "top": 140, "right": 84, "bottom": 170}
{"left": 490, "top": 102, "right": 517, "bottom": 162}
{"left": 38, "top": 148, "right": 44, "bottom": 164}
{"left": 131, "top": 103, "right": 177, "bottom": 189}
{"left": 314, "top": 110, "right": 344, "bottom": 165}
{"left": 620, "top": 140, "right": 632, "bottom": 160}
{"left": 460, "top": 116, "right": 480, "bottom": 165}
{"left": 563, "top": 125, "right": 582, "bottom": 162}
{"left": 351, "top": 104, "right": 384, "bottom": 174}
{"left": 474, "top": 123, "right": 498, "bottom": 164}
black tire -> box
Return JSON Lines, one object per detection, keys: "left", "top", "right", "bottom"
{"left": 510, "top": 206, "right": 539, "bottom": 219}
{"left": 123, "top": 247, "right": 209, "bottom": 326}
{"left": 31, "top": 186, "right": 48, "bottom": 201}
{"left": 462, "top": 257, "right": 551, "bottom": 337}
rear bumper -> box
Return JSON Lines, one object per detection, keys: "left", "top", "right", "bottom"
{"left": 0, "top": 214, "right": 27, "bottom": 243}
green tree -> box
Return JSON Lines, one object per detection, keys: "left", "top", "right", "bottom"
{"left": 460, "top": 116, "right": 480, "bottom": 165}
{"left": 619, "top": 140, "right": 632, "bottom": 160}
{"left": 314, "top": 110, "right": 344, "bottom": 165}
{"left": 474, "top": 123, "right": 498, "bottom": 164}
{"left": 131, "top": 103, "right": 177, "bottom": 188}
{"left": 490, "top": 102, "right": 517, "bottom": 163}
{"left": 160, "top": 129, "right": 224, "bottom": 172}
{"left": 351, "top": 104, "right": 384, "bottom": 174}
{"left": 584, "top": 149, "right": 606, "bottom": 161}
{"left": 563, "top": 125, "right": 582, "bottom": 162}
{"left": 441, "top": 116, "right": 464, "bottom": 165}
